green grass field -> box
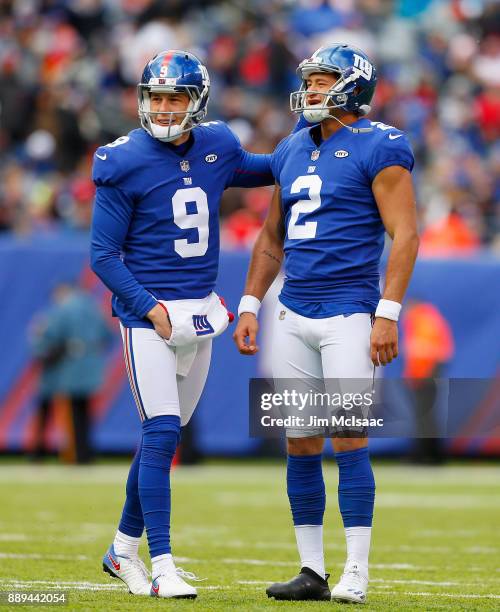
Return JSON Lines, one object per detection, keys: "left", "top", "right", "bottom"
{"left": 0, "top": 460, "right": 499, "bottom": 611}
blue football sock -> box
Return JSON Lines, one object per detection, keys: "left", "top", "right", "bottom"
{"left": 287, "top": 454, "right": 325, "bottom": 525}
{"left": 138, "top": 415, "right": 180, "bottom": 558}
{"left": 336, "top": 447, "right": 375, "bottom": 528}
{"left": 117, "top": 442, "right": 144, "bottom": 538}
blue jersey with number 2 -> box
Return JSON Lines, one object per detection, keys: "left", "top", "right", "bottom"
{"left": 270, "top": 118, "right": 414, "bottom": 318}
{"left": 91, "top": 122, "right": 273, "bottom": 328}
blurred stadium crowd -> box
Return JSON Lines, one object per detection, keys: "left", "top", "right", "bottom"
{"left": 0, "top": 0, "right": 499, "bottom": 252}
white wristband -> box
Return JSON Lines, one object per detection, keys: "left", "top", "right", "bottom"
{"left": 238, "top": 295, "right": 261, "bottom": 317}
{"left": 375, "top": 299, "right": 402, "bottom": 321}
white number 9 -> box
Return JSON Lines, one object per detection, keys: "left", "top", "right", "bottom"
{"left": 172, "top": 187, "right": 209, "bottom": 258}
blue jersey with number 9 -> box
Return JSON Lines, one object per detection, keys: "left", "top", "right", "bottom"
{"left": 270, "top": 118, "right": 414, "bottom": 318}
{"left": 91, "top": 123, "right": 273, "bottom": 328}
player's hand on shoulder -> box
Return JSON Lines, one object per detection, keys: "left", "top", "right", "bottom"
{"left": 147, "top": 303, "right": 172, "bottom": 340}
{"left": 233, "top": 313, "right": 259, "bottom": 356}
{"left": 370, "top": 317, "right": 398, "bottom": 367}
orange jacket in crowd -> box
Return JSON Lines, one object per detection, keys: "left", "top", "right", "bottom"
{"left": 419, "top": 212, "right": 480, "bottom": 256}
{"left": 402, "top": 303, "right": 455, "bottom": 379}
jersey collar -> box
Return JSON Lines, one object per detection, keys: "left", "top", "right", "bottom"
{"left": 307, "top": 117, "right": 368, "bottom": 147}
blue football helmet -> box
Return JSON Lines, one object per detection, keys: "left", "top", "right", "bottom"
{"left": 290, "top": 44, "right": 377, "bottom": 123}
{"left": 138, "top": 50, "right": 210, "bottom": 142}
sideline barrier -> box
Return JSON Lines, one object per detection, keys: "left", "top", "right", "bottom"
{"left": 0, "top": 236, "right": 498, "bottom": 455}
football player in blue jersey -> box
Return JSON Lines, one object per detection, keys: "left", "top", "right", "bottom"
{"left": 234, "top": 44, "right": 419, "bottom": 604}
{"left": 90, "top": 50, "right": 275, "bottom": 599}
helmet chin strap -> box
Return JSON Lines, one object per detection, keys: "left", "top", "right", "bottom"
{"left": 331, "top": 113, "right": 373, "bottom": 134}
{"left": 303, "top": 104, "right": 373, "bottom": 134}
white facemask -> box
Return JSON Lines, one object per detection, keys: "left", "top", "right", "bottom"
{"left": 139, "top": 89, "right": 200, "bottom": 142}
{"left": 149, "top": 122, "right": 186, "bottom": 142}
{"left": 302, "top": 103, "right": 331, "bottom": 123}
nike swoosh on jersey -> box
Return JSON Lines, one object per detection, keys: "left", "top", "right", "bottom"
{"left": 388, "top": 133, "right": 402, "bottom": 140}
{"left": 96, "top": 152, "right": 107, "bottom": 160}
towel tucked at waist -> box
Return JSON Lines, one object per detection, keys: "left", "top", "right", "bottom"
{"left": 159, "top": 291, "right": 231, "bottom": 376}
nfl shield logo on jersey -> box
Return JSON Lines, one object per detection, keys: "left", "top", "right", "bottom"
{"left": 311, "top": 150, "right": 320, "bottom": 161}
{"left": 180, "top": 160, "right": 190, "bottom": 172}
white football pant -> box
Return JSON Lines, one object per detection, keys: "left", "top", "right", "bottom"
{"left": 271, "top": 302, "right": 374, "bottom": 437}
{"left": 120, "top": 325, "right": 212, "bottom": 423}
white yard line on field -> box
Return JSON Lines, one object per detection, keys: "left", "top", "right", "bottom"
{"left": 0, "top": 464, "right": 499, "bottom": 489}
{"left": 172, "top": 535, "right": 500, "bottom": 557}
{"left": 0, "top": 580, "right": 124, "bottom": 591}
{"left": 167, "top": 556, "right": 499, "bottom": 575}
{"left": 371, "top": 578, "right": 500, "bottom": 586}
{"left": 3, "top": 531, "right": 493, "bottom": 557}
{"left": 0, "top": 553, "right": 442, "bottom": 576}
{"left": 362, "top": 493, "right": 500, "bottom": 509}
{"left": 175, "top": 557, "right": 298, "bottom": 567}
{"left": 415, "top": 529, "right": 483, "bottom": 538}
{"left": 183, "top": 556, "right": 496, "bottom": 575}
{"left": 197, "top": 586, "right": 232, "bottom": 590}
{"left": 369, "top": 564, "right": 436, "bottom": 570}
{"left": 376, "top": 543, "right": 499, "bottom": 555}
{"left": 0, "top": 553, "right": 436, "bottom": 573}
{"left": 239, "top": 578, "right": 500, "bottom": 587}
{"left": 0, "top": 553, "right": 89, "bottom": 561}
{"left": 370, "top": 589, "right": 500, "bottom": 600}
{"left": 214, "top": 491, "right": 500, "bottom": 509}
{"left": 1, "top": 551, "right": 495, "bottom": 577}
{"left": 215, "top": 539, "right": 461, "bottom": 557}
{"left": 0, "top": 579, "right": 229, "bottom": 593}
{"left": 1, "top": 579, "right": 499, "bottom": 600}
{"left": 220, "top": 557, "right": 296, "bottom": 567}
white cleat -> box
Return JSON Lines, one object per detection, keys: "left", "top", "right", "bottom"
{"left": 150, "top": 567, "right": 199, "bottom": 599}
{"left": 331, "top": 560, "right": 368, "bottom": 604}
{"left": 102, "top": 544, "right": 150, "bottom": 595}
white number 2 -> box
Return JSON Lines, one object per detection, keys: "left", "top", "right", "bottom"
{"left": 287, "top": 175, "right": 322, "bottom": 239}
{"left": 172, "top": 187, "right": 209, "bottom": 258}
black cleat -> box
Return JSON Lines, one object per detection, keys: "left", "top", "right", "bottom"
{"left": 266, "top": 567, "right": 331, "bottom": 601}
